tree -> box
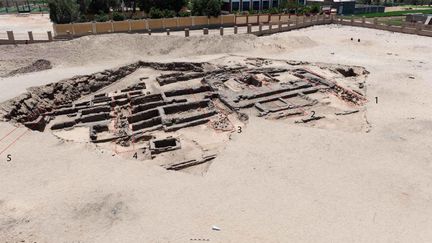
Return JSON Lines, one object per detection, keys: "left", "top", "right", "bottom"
{"left": 138, "top": 0, "right": 152, "bottom": 13}
{"left": 191, "top": 0, "right": 222, "bottom": 17}
{"left": 88, "top": 0, "right": 110, "bottom": 14}
{"left": 109, "top": 0, "right": 121, "bottom": 11}
{"left": 48, "top": 0, "right": 80, "bottom": 24}
{"left": 77, "top": 0, "right": 91, "bottom": 13}
{"left": 138, "top": 0, "right": 187, "bottom": 14}
{"left": 310, "top": 4, "right": 320, "bottom": 14}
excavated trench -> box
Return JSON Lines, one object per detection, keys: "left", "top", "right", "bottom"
{"left": 0, "top": 58, "right": 369, "bottom": 171}
{"left": 0, "top": 59, "right": 368, "bottom": 127}
{"left": 0, "top": 61, "right": 205, "bottom": 123}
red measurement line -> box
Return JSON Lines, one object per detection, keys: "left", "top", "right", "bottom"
{"left": 0, "top": 129, "right": 28, "bottom": 155}
{"left": 0, "top": 126, "right": 19, "bottom": 142}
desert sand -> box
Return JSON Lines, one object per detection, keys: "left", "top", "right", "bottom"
{"left": 0, "top": 14, "right": 52, "bottom": 40}
{"left": 1, "top": 25, "right": 432, "bottom": 242}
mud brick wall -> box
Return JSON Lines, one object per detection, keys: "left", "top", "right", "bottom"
{"left": 0, "top": 61, "right": 208, "bottom": 123}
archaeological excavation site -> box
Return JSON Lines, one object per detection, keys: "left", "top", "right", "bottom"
{"left": 0, "top": 56, "right": 368, "bottom": 173}
{"left": 4, "top": 11, "right": 432, "bottom": 241}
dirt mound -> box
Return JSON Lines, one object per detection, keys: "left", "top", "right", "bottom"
{"left": 4, "top": 59, "right": 52, "bottom": 77}
{"left": 0, "top": 33, "right": 317, "bottom": 76}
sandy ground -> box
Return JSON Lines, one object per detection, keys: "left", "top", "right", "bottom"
{"left": 1, "top": 25, "right": 432, "bottom": 242}
{"left": 0, "top": 14, "right": 52, "bottom": 40}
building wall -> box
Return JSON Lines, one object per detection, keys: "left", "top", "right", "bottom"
{"left": 222, "top": 0, "right": 280, "bottom": 12}
{"left": 332, "top": 2, "right": 356, "bottom": 15}
{"left": 354, "top": 5, "right": 385, "bottom": 14}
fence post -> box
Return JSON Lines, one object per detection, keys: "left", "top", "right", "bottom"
{"left": 92, "top": 21, "right": 97, "bottom": 34}
{"left": 415, "top": 21, "right": 422, "bottom": 34}
{"left": 259, "top": 23, "right": 263, "bottom": 32}
{"left": 72, "top": 24, "right": 76, "bottom": 36}
{"left": 47, "top": 31, "right": 53, "bottom": 41}
{"left": 28, "top": 31, "right": 34, "bottom": 43}
{"left": 128, "top": 20, "right": 132, "bottom": 32}
{"left": 52, "top": 23, "right": 57, "bottom": 37}
{"left": 7, "top": 31, "right": 15, "bottom": 44}
{"left": 185, "top": 28, "right": 189, "bottom": 37}
{"left": 278, "top": 21, "right": 282, "bottom": 31}
{"left": 362, "top": 16, "right": 365, "bottom": 26}
{"left": 269, "top": 23, "right": 272, "bottom": 31}
{"left": 203, "top": 28, "right": 208, "bottom": 35}
{"left": 247, "top": 24, "right": 252, "bottom": 33}
{"left": 234, "top": 26, "right": 238, "bottom": 34}
{"left": 220, "top": 27, "right": 224, "bottom": 36}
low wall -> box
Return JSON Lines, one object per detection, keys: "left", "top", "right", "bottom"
{"left": 53, "top": 14, "right": 300, "bottom": 37}
{"left": 250, "top": 15, "right": 432, "bottom": 38}
{"left": 233, "top": 14, "right": 296, "bottom": 26}
{"left": 0, "top": 30, "right": 53, "bottom": 45}
{"left": 0, "top": 39, "right": 52, "bottom": 45}
{"left": 2, "top": 15, "right": 432, "bottom": 45}
{"left": 334, "top": 17, "right": 432, "bottom": 38}
{"left": 54, "top": 15, "right": 238, "bottom": 37}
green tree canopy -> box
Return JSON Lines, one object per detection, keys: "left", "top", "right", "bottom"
{"left": 88, "top": 0, "right": 110, "bottom": 14}
{"left": 48, "top": 0, "right": 80, "bottom": 24}
{"left": 191, "top": 0, "right": 222, "bottom": 17}
{"left": 138, "top": 0, "right": 187, "bottom": 13}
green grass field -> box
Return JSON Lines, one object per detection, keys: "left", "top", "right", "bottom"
{"left": 391, "top": 5, "right": 432, "bottom": 9}
{"left": 355, "top": 8, "right": 432, "bottom": 18}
